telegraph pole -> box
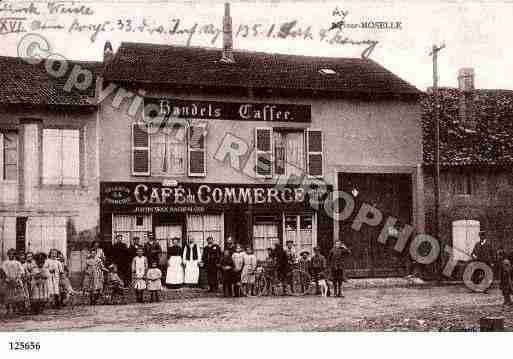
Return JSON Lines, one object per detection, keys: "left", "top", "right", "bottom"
{"left": 430, "top": 44, "right": 445, "bottom": 279}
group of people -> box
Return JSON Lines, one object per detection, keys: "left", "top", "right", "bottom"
{"left": 0, "top": 248, "right": 74, "bottom": 315}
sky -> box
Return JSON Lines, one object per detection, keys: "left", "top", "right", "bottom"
{"left": 1, "top": 0, "right": 512, "bottom": 91}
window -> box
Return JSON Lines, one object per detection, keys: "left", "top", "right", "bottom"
{"left": 274, "top": 130, "right": 305, "bottom": 177}
{"left": 0, "top": 131, "right": 18, "bottom": 181}
{"left": 255, "top": 128, "right": 273, "bottom": 177}
{"left": 253, "top": 220, "right": 279, "bottom": 261}
{"left": 188, "top": 124, "right": 207, "bottom": 177}
{"left": 42, "top": 129, "right": 80, "bottom": 185}
{"left": 112, "top": 214, "right": 152, "bottom": 246}
{"left": 284, "top": 213, "right": 315, "bottom": 256}
{"left": 151, "top": 124, "right": 186, "bottom": 176}
{"left": 25, "top": 217, "right": 67, "bottom": 257}
{"left": 306, "top": 129, "right": 323, "bottom": 177}
{"left": 454, "top": 170, "right": 472, "bottom": 195}
{"left": 132, "top": 123, "right": 150, "bottom": 176}
{"left": 186, "top": 214, "right": 223, "bottom": 251}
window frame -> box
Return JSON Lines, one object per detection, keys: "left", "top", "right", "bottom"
{"left": 150, "top": 123, "right": 187, "bottom": 177}
{"left": 0, "top": 130, "right": 19, "bottom": 183}
{"left": 188, "top": 123, "right": 207, "bottom": 177}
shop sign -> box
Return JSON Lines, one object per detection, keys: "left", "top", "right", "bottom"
{"left": 144, "top": 98, "right": 311, "bottom": 123}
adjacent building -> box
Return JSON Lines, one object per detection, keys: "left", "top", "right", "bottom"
{"left": 0, "top": 56, "right": 101, "bottom": 272}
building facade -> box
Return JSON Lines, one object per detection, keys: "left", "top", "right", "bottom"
{"left": 97, "top": 6, "right": 424, "bottom": 277}
{"left": 0, "top": 56, "right": 101, "bottom": 272}
{"left": 423, "top": 69, "right": 513, "bottom": 274}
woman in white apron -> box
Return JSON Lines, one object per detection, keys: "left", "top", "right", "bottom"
{"left": 166, "top": 237, "right": 184, "bottom": 288}
{"left": 182, "top": 238, "right": 201, "bottom": 286}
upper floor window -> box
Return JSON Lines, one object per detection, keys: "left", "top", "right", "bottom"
{"left": 454, "top": 169, "right": 472, "bottom": 195}
{"left": 132, "top": 123, "right": 206, "bottom": 177}
{"left": 0, "top": 131, "right": 18, "bottom": 181}
{"left": 42, "top": 129, "right": 80, "bottom": 185}
{"left": 255, "top": 128, "right": 323, "bottom": 178}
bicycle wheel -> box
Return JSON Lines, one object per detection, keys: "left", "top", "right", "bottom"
{"left": 289, "top": 269, "right": 311, "bottom": 296}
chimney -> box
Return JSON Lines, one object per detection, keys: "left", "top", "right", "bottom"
{"left": 104, "top": 41, "right": 114, "bottom": 63}
{"left": 220, "top": 3, "right": 235, "bottom": 63}
{"left": 457, "top": 68, "right": 476, "bottom": 130}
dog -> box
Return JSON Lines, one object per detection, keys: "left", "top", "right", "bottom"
{"left": 318, "top": 278, "right": 329, "bottom": 297}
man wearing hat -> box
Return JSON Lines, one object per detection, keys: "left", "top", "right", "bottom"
{"left": 471, "top": 230, "right": 495, "bottom": 290}
{"left": 310, "top": 247, "right": 327, "bottom": 295}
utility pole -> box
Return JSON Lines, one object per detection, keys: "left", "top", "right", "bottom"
{"left": 430, "top": 43, "right": 445, "bottom": 279}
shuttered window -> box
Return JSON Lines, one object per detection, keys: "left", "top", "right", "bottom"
{"left": 42, "top": 129, "right": 80, "bottom": 185}
{"left": 255, "top": 128, "right": 273, "bottom": 177}
{"left": 306, "top": 129, "right": 323, "bottom": 177}
{"left": 132, "top": 123, "right": 150, "bottom": 176}
{"left": 188, "top": 124, "right": 207, "bottom": 176}
{"left": 0, "top": 131, "right": 18, "bottom": 181}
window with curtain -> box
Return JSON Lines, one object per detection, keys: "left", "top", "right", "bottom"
{"left": 186, "top": 214, "right": 222, "bottom": 251}
{"left": 274, "top": 130, "right": 305, "bottom": 178}
{"left": 150, "top": 124, "right": 186, "bottom": 176}
{"left": 42, "top": 129, "right": 80, "bottom": 185}
{"left": 253, "top": 222, "right": 279, "bottom": 261}
{"left": 112, "top": 215, "right": 152, "bottom": 246}
{"left": 284, "top": 214, "right": 314, "bottom": 256}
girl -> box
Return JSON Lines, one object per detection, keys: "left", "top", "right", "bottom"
{"left": 30, "top": 253, "right": 50, "bottom": 314}
{"left": 132, "top": 247, "right": 148, "bottom": 303}
{"left": 83, "top": 248, "right": 107, "bottom": 305}
{"left": 232, "top": 244, "right": 245, "bottom": 297}
{"left": 45, "top": 249, "right": 64, "bottom": 308}
{"left": 1, "top": 249, "right": 28, "bottom": 314}
{"left": 166, "top": 237, "right": 184, "bottom": 288}
{"left": 146, "top": 261, "right": 163, "bottom": 302}
{"left": 241, "top": 247, "right": 257, "bottom": 296}
{"left": 220, "top": 249, "right": 235, "bottom": 297}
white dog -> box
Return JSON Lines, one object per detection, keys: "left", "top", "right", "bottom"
{"left": 318, "top": 278, "right": 329, "bottom": 297}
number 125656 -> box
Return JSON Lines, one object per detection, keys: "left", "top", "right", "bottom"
{"left": 9, "top": 341, "right": 40, "bottom": 351}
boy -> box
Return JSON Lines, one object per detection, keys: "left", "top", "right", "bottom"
{"left": 146, "top": 261, "right": 163, "bottom": 302}
{"left": 298, "top": 251, "right": 311, "bottom": 293}
{"left": 310, "top": 247, "right": 327, "bottom": 295}
{"left": 220, "top": 249, "right": 235, "bottom": 297}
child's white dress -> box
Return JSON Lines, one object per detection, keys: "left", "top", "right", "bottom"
{"left": 146, "top": 268, "right": 163, "bottom": 291}
{"left": 44, "top": 258, "right": 63, "bottom": 296}
{"left": 132, "top": 256, "right": 147, "bottom": 290}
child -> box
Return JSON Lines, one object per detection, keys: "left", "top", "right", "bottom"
{"left": 1, "top": 249, "right": 28, "bottom": 314}
{"left": 132, "top": 247, "right": 148, "bottom": 303}
{"left": 220, "top": 249, "right": 235, "bottom": 297}
{"left": 83, "top": 248, "right": 107, "bottom": 306}
{"left": 232, "top": 244, "right": 245, "bottom": 297}
{"left": 298, "top": 251, "right": 311, "bottom": 293}
{"left": 106, "top": 264, "right": 124, "bottom": 304}
{"left": 45, "top": 249, "right": 64, "bottom": 308}
{"left": 30, "top": 253, "right": 50, "bottom": 314}
{"left": 241, "top": 247, "right": 257, "bottom": 296}
{"left": 499, "top": 259, "right": 513, "bottom": 305}
{"left": 59, "top": 267, "right": 76, "bottom": 306}
{"left": 146, "top": 262, "right": 163, "bottom": 302}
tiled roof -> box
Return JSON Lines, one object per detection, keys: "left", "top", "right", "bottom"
{"left": 422, "top": 88, "right": 513, "bottom": 166}
{"left": 0, "top": 56, "right": 102, "bottom": 106}
{"left": 103, "top": 42, "right": 422, "bottom": 97}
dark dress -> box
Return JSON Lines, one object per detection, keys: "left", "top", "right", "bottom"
{"left": 111, "top": 241, "right": 130, "bottom": 285}
{"left": 220, "top": 256, "right": 235, "bottom": 297}
{"left": 202, "top": 244, "right": 222, "bottom": 292}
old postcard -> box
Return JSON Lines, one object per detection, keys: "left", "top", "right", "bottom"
{"left": 0, "top": 0, "right": 512, "bottom": 354}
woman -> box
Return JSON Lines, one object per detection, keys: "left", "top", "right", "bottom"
{"left": 1, "top": 249, "right": 28, "bottom": 314}
{"left": 166, "top": 237, "right": 184, "bottom": 288}
{"left": 45, "top": 249, "right": 64, "bottom": 308}
{"left": 182, "top": 237, "right": 201, "bottom": 286}
{"left": 30, "top": 253, "right": 50, "bottom": 314}
{"left": 92, "top": 241, "right": 106, "bottom": 264}
{"left": 83, "top": 248, "right": 107, "bottom": 305}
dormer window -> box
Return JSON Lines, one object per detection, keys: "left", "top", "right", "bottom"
{"left": 319, "top": 68, "right": 337, "bottom": 75}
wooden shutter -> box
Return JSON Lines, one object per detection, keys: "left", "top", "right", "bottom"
{"left": 188, "top": 124, "right": 206, "bottom": 177}
{"left": 306, "top": 129, "right": 323, "bottom": 177}
{"left": 274, "top": 131, "right": 285, "bottom": 175}
{"left": 255, "top": 128, "right": 273, "bottom": 177}
{"left": 0, "top": 133, "right": 4, "bottom": 180}
{"left": 132, "top": 123, "right": 150, "bottom": 176}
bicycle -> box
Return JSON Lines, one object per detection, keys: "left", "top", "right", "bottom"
{"left": 253, "top": 264, "right": 312, "bottom": 296}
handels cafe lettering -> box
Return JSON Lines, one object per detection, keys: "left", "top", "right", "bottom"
{"left": 144, "top": 98, "right": 312, "bottom": 123}
{"left": 101, "top": 182, "right": 330, "bottom": 213}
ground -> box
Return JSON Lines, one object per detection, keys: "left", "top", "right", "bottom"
{"left": 1, "top": 285, "right": 512, "bottom": 331}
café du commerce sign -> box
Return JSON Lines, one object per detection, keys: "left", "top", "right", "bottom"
{"left": 101, "top": 182, "right": 330, "bottom": 213}
{"left": 144, "top": 98, "right": 311, "bottom": 123}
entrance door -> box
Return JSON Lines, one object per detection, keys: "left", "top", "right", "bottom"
{"left": 253, "top": 222, "right": 279, "bottom": 261}
{"left": 339, "top": 173, "right": 412, "bottom": 277}
{"left": 155, "top": 225, "right": 183, "bottom": 257}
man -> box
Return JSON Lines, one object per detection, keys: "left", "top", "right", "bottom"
{"left": 285, "top": 240, "right": 297, "bottom": 266}
{"left": 144, "top": 233, "right": 162, "bottom": 265}
{"left": 329, "top": 240, "right": 351, "bottom": 297}
{"left": 310, "top": 247, "right": 327, "bottom": 295}
{"left": 129, "top": 237, "right": 142, "bottom": 260}
{"left": 201, "top": 237, "right": 222, "bottom": 292}
{"left": 273, "top": 243, "right": 290, "bottom": 295}
{"left": 111, "top": 234, "right": 130, "bottom": 285}
{"left": 225, "top": 236, "right": 236, "bottom": 257}
{"left": 471, "top": 231, "right": 495, "bottom": 291}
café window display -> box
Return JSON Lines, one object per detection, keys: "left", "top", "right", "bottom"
{"left": 112, "top": 214, "right": 152, "bottom": 246}
{"left": 284, "top": 213, "right": 315, "bottom": 256}
{"left": 186, "top": 214, "right": 223, "bottom": 250}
